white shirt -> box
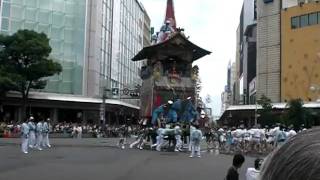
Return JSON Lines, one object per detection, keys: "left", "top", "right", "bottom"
{"left": 246, "top": 168, "right": 260, "bottom": 180}
{"left": 287, "top": 130, "right": 297, "bottom": 139}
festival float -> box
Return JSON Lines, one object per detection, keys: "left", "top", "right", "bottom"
{"left": 132, "top": 0, "right": 211, "bottom": 126}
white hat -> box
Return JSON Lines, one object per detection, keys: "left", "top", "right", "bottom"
{"left": 168, "top": 100, "right": 173, "bottom": 104}
{"left": 29, "top": 116, "right": 34, "bottom": 120}
{"left": 187, "top": 97, "right": 192, "bottom": 100}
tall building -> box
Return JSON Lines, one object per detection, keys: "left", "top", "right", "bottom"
{"left": 0, "top": 0, "right": 151, "bottom": 122}
{"left": 281, "top": 1, "right": 320, "bottom": 102}
{"left": 256, "top": 0, "right": 281, "bottom": 103}
{"left": 234, "top": 0, "right": 257, "bottom": 105}
{"left": 1, "top": 0, "right": 87, "bottom": 95}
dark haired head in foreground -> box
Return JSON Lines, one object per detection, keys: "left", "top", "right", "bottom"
{"left": 260, "top": 127, "right": 320, "bottom": 180}
{"left": 226, "top": 154, "right": 245, "bottom": 180}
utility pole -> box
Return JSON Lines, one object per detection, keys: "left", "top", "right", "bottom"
{"left": 100, "top": 88, "right": 110, "bottom": 133}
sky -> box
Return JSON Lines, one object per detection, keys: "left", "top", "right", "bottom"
{"left": 139, "top": 0, "right": 244, "bottom": 116}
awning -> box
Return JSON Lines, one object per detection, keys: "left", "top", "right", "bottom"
{"left": 5, "top": 92, "right": 140, "bottom": 110}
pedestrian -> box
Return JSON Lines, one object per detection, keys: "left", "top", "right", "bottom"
{"left": 35, "top": 119, "right": 43, "bottom": 151}
{"left": 76, "top": 124, "right": 82, "bottom": 139}
{"left": 42, "top": 118, "right": 51, "bottom": 148}
{"left": 156, "top": 123, "right": 165, "bottom": 151}
{"left": 225, "top": 154, "right": 245, "bottom": 180}
{"left": 21, "top": 119, "right": 30, "bottom": 154}
{"left": 189, "top": 124, "right": 202, "bottom": 158}
{"left": 27, "top": 116, "right": 36, "bottom": 148}
{"left": 275, "top": 125, "right": 287, "bottom": 148}
{"left": 174, "top": 123, "right": 182, "bottom": 152}
{"left": 260, "top": 127, "right": 320, "bottom": 180}
{"left": 246, "top": 158, "right": 263, "bottom": 180}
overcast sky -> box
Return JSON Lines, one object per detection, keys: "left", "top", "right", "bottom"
{"left": 139, "top": 0, "right": 243, "bottom": 116}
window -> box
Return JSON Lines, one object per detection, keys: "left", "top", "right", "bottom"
{"left": 300, "top": 15, "right": 309, "bottom": 27}
{"left": 318, "top": 12, "right": 320, "bottom": 24}
{"left": 254, "top": 0, "right": 257, "bottom": 20}
{"left": 309, "top": 13, "right": 318, "bottom": 25}
{"left": 2, "top": 2, "right": 11, "bottom": 17}
{"left": 1, "top": 18, "right": 9, "bottom": 31}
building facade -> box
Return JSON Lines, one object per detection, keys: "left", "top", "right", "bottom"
{"left": 281, "top": 1, "right": 320, "bottom": 102}
{"left": 0, "top": 0, "right": 148, "bottom": 99}
{"left": 1, "top": 0, "right": 87, "bottom": 95}
{"left": 256, "top": 0, "right": 281, "bottom": 103}
{"left": 0, "top": 0, "right": 150, "bottom": 123}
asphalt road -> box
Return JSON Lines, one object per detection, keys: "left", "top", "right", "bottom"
{"left": 0, "top": 139, "right": 255, "bottom": 180}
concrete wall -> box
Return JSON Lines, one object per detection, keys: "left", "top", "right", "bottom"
{"left": 85, "top": 0, "right": 103, "bottom": 98}
{"left": 256, "top": 0, "right": 281, "bottom": 102}
{"left": 281, "top": 3, "right": 320, "bottom": 101}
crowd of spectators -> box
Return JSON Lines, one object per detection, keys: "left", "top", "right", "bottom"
{"left": 0, "top": 121, "right": 142, "bottom": 138}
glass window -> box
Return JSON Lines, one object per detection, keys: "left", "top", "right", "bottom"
{"left": 52, "top": 0, "right": 65, "bottom": 11}
{"left": 62, "top": 68, "right": 72, "bottom": 82}
{"left": 38, "top": 10, "right": 52, "bottom": 24}
{"left": 2, "top": 2, "right": 11, "bottom": 17}
{"left": 52, "top": 12, "right": 64, "bottom": 27}
{"left": 1, "top": 18, "right": 9, "bottom": 30}
{"left": 11, "top": 5, "right": 24, "bottom": 19}
{"left": 51, "top": 27, "right": 63, "bottom": 40}
{"left": 309, "top": 13, "right": 318, "bottom": 25}
{"left": 25, "top": 8, "right": 37, "bottom": 21}
{"left": 300, "top": 14, "right": 309, "bottom": 27}
{"left": 64, "top": 28, "right": 74, "bottom": 42}
{"left": 39, "top": 0, "right": 52, "bottom": 10}
{"left": 11, "top": 0, "right": 23, "bottom": 5}
{"left": 24, "top": 21, "right": 38, "bottom": 31}
{"left": 25, "top": 0, "right": 37, "bottom": 8}
{"left": 318, "top": 12, "right": 320, "bottom": 24}
{"left": 65, "top": 2, "right": 75, "bottom": 15}
{"left": 38, "top": 24, "right": 50, "bottom": 36}
{"left": 291, "top": 17, "right": 300, "bottom": 29}
{"left": 11, "top": 20, "right": 23, "bottom": 32}
{"left": 65, "top": 15, "right": 74, "bottom": 27}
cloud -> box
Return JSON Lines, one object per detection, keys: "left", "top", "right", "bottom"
{"left": 139, "top": 0, "right": 243, "bottom": 116}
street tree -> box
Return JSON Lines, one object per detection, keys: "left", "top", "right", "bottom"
{"left": 286, "top": 99, "right": 310, "bottom": 130}
{"left": 0, "top": 30, "right": 62, "bottom": 120}
{"left": 257, "top": 94, "right": 274, "bottom": 126}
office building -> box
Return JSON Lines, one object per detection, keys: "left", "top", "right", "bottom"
{"left": 0, "top": 0, "right": 151, "bottom": 123}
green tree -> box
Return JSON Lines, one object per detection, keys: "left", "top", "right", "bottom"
{"left": 0, "top": 30, "right": 62, "bottom": 120}
{"left": 286, "top": 99, "right": 309, "bottom": 130}
{"left": 257, "top": 94, "right": 274, "bottom": 126}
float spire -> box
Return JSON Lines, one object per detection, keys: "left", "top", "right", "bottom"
{"left": 165, "top": 0, "right": 176, "bottom": 30}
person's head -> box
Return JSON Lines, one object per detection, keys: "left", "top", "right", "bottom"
{"left": 29, "top": 116, "right": 34, "bottom": 122}
{"left": 254, "top": 158, "right": 263, "bottom": 170}
{"left": 260, "top": 127, "right": 320, "bottom": 180}
{"left": 194, "top": 124, "right": 200, "bottom": 129}
{"left": 233, "top": 154, "right": 245, "bottom": 169}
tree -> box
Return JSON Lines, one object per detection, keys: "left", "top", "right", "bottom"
{"left": 0, "top": 30, "right": 62, "bottom": 120}
{"left": 257, "top": 94, "right": 274, "bottom": 126}
{"left": 286, "top": 99, "right": 309, "bottom": 130}
{"left": 0, "top": 67, "right": 15, "bottom": 97}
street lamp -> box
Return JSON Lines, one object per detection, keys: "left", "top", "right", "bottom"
{"left": 310, "top": 85, "right": 320, "bottom": 102}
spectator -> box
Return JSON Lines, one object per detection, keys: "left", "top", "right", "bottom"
{"left": 246, "top": 158, "right": 263, "bottom": 180}
{"left": 225, "top": 154, "right": 245, "bottom": 180}
{"left": 260, "top": 127, "right": 320, "bottom": 180}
